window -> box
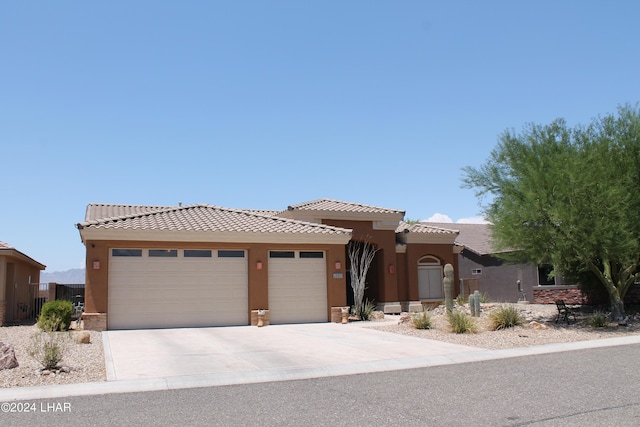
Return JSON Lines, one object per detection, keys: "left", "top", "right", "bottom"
{"left": 538, "top": 265, "right": 556, "bottom": 285}
{"left": 472, "top": 269, "right": 482, "bottom": 275}
{"left": 149, "top": 249, "right": 178, "bottom": 257}
{"left": 112, "top": 249, "right": 142, "bottom": 257}
{"left": 269, "top": 251, "right": 295, "bottom": 258}
{"left": 300, "top": 251, "right": 324, "bottom": 259}
{"left": 184, "top": 250, "right": 212, "bottom": 258}
{"left": 218, "top": 250, "right": 245, "bottom": 258}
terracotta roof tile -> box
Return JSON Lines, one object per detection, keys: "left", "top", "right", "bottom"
{"left": 287, "top": 198, "right": 404, "bottom": 215}
{"left": 85, "top": 204, "right": 173, "bottom": 222}
{"left": 79, "top": 204, "right": 351, "bottom": 236}
{"left": 396, "top": 221, "right": 459, "bottom": 235}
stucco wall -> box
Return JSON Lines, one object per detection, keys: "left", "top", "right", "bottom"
{"left": 83, "top": 239, "right": 347, "bottom": 324}
{"left": 0, "top": 254, "right": 42, "bottom": 324}
{"left": 321, "top": 219, "right": 399, "bottom": 303}
{"left": 458, "top": 250, "right": 538, "bottom": 303}
{"left": 402, "top": 243, "right": 459, "bottom": 301}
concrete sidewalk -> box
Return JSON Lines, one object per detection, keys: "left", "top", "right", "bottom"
{"left": 2, "top": 323, "right": 640, "bottom": 402}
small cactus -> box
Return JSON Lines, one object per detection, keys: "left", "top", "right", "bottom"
{"left": 468, "top": 292, "right": 476, "bottom": 316}
{"left": 443, "top": 263, "right": 454, "bottom": 314}
{"left": 472, "top": 290, "right": 481, "bottom": 316}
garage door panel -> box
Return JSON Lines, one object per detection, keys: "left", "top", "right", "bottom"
{"left": 108, "top": 249, "right": 248, "bottom": 329}
{"left": 268, "top": 252, "right": 327, "bottom": 324}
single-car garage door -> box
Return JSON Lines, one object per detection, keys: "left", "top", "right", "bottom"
{"left": 268, "top": 250, "right": 327, "bottom": 324}
{"left": 108, "top": 248, "right": 248, "bottom": 329}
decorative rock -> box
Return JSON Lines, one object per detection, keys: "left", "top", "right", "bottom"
{"left": 75, "top": 331, "right": 91, "bottom": 344}
{"left": 398, "top": 313, "right": 413, "bottom": 324}
{"left": 529, "top": 321, "right": 548, "bottom": 330}
{"left": 0, "top": 341, "right": 19, "bottom": 370}
{"left": 370, "top": 311, "right": 385, "bottom": 321}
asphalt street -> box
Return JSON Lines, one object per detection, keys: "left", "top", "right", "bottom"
{"left": 2, "top": 343, "right": 639, "bottom": 426}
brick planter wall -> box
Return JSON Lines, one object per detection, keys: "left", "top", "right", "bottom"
{"left": 533, "top": 286, "right": 584, "bottom": 304}
{"left": 624, "top": 283, "right": 640, "bottom": 305}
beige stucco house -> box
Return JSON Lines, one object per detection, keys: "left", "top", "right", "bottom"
{"left": 77, "top": 199, "right": 460, "bottom": 331}
{"left": 0, "top": 241, "right": 46, "bottom": 325}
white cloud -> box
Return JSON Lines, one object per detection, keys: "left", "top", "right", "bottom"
{"left": 457, "top": 216, "right": 489, "bottom": 224}
{"left": 424, "top": 213, "right": 453, "bottom": 223}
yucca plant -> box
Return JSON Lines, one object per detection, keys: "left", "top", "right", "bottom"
{"left": 587, "top": 310, "right": 609, "bottom": 328}
{"left": 489, "top": 305, "right": 523, "bottom": 330}
{"left": 448, "top": 310, "right": 477, "bottom": 334}
{"left": 412, "top": 309, "right": 433, "bottom": 329}
{"left": 352, "top": 298, "right": 376, "bottom": 321}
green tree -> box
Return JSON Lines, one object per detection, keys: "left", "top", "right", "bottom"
{"left": 463, "top": 105, "right": 640, "bottom": 320}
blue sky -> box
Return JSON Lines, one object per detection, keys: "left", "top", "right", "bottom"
{"left": 2, "top": 1, "right": 639, "bottom": 272}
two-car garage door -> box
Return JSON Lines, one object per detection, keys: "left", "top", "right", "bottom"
{"left": 108, "top": 248, "right": 248, "bottom": 329}
{"left": 107, "top": 248, "right": 328, "bottom": 329}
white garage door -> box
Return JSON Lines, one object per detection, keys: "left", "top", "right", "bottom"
{"left": 108, "top": 248, "right": 248, "bottom": 329}
{"left": 268, "top": 250, "right": 328, "bottom": 324}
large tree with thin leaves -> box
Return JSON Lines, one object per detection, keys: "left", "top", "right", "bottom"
{"left": 463, "top": 105, "right": 640, "bottom": 320}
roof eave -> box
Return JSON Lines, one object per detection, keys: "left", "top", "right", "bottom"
{"left": 78, "top": 228, "right": 353, "bottom": 246}
{"left": 0, "top": 248, "right": 46, "bottom": 270}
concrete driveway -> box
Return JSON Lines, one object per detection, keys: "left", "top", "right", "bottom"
{"left": 103, "top": 322, "right": 480, "bottom": 382}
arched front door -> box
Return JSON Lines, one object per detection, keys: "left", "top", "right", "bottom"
{"left": 418, "top": 256, "right": 443, "bottom": 300}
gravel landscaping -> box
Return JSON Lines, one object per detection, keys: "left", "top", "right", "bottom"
{"left": 0, "top": 323, "right": 105, "bottom": 389}
{"left": 1, "top": 303, "right": 639, "bottom": 389}
{"left": 362, "top": 303, "right": 640, "bottom": 349}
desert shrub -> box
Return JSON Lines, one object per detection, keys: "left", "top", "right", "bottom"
{"left": 489, "top": 305, "right": 523, "bottom": 330}
{"left": 38, "top": 300, "right": 73, "bottom": 331}
{"left": 412, "top": 310, "right": 433, "bottom": 329}
{"left": 28, "top": 315, "right": 69, "bottom": 370}
{"left": 352, "top": 298, "right": 376, "bottom": 321}
{"left": 447, "top": 310, "right": 477, "bottom": 334}
{"left": 479, "top": 292, "right": 491, "bottom": 303}
{"left": 587, "top": 310, "right": 609, "bottom": 328}
{"left": 455, "top": 294, "right": 467, "bottom": 306}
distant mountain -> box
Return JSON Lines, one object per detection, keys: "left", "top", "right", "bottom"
{"left": 41, "top": 268, "right": 85, "bottom": 284}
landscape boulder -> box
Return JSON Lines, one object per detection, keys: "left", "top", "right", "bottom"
{"left": 0, "top": 341, "right": 19, "bottom": 370}
{"left": 75, "top": 331, "right": 91, "bottom": 344}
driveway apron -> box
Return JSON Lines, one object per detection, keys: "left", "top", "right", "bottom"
{"left": 103, "top": 323, "right": 480, "bottom": 381}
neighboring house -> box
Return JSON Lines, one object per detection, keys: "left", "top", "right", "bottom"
{"left": 76, "top": 199, "right": 459, "bottom": 331}
{"left": 0, "top": 241, "right": 46, "bottom": 325}
{"left": 424, "top": 223, "right": 575, "bottom": 303}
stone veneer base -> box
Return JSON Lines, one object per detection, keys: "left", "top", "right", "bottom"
{"left": 83, "top": 312, "right": 107, "bottom": 331}
{"left": 377, "top": 302, "right": 402, "bottom": 314}
{"left": 250, "top": 310, "right": 270, "bottom": 326}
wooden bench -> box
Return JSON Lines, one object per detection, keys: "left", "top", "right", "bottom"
{"left": 555, "top": 300, "right": 577, "bottom": 324}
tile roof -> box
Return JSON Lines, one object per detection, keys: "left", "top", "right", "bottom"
{"left": 287, "top": 198, "right": 405, "bottom": 215}
{"left": 85, "top": 204, "right": 174, "bottom": 222}
{"left": 396, "top": 221, "right": 459, "bottom": 236}
{"left": 79, "top": 204, "right": 351, "bottom": 236}
{"left": 422, "top": 222, "right": 499, "bottom": 255}
{"left": 0, "top": 241, "right": 15, "bottom": 250}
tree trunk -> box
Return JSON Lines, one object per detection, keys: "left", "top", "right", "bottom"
{"left": 587, "top": 260, "right": 626, "bottom": 321}
{"left": 607, "top": 287, "right": 626, "bottom": 322}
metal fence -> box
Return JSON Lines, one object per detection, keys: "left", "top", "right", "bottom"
{"left": 54, "top": 283, "right": 85, "bottom": 305}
